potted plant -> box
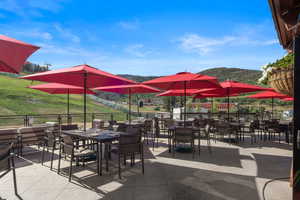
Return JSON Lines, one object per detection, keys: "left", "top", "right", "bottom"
{"left": 259, "top": 53, "right": 294, "bottom": 96}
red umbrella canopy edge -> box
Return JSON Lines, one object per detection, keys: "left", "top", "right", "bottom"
{"left": 220, "top": 80, "right": 269, "bottom": 94}
{"left": 28, "top": 83, "right": 96, "bottom": 95}
{"left": 156, "top": 89, "right": 199, "bottom": 97}
{"left": 143, "top": 72, "right": 221, "bottom": 90}
{"left": 246, "top": 90, "right": 289, "bottom": 99}
{"left": 0, "top": 35, "right": 40, "bottom": 74}
{"left": 20, "top": 64, "right": 136, "bottom": 88}
{"left": 94, "top": 84, "right": 160, "bottom": 94}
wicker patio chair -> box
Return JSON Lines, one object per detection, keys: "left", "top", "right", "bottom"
{"left": 172, "top": 127, "right": 195, "bottom": 158}
{"left": 0, "top": 143, "right": 17, "bottom": 195}
{"left": 117, "top": 132, "right": 144, "bottom": 179}
{"left": 41, "top": 130, "right": 58, "bottom": 170}
{"left": 57, "top": 135, "right": 97, "bottom": 182}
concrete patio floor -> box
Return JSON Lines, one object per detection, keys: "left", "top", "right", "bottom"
{"left": 0, "top": 137, "right": 292, "bottom": 200}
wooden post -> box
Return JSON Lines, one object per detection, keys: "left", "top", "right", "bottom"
{"left": 293, "top": 34, "right": 300, "bottom": 196}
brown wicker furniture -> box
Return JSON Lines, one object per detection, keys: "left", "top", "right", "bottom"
{"left": 172, "top": 127, "right": 195, "bottom": 157}
{"left": 0, "top": 128, "right": 20, "bottom": 155}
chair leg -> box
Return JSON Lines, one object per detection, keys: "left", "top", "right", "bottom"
{"left": 141, "top": 146, "right": 144, "bottom": 174}
{"left": 118, "top": 154, "right": 121, "bottom": 179}
{"left": 69, "top": 154, "right": 73, "bottom": 182}
{"left": 50, "top": 143, "right": 55, "bottom": 170}
{"left": 11, "top": 156, "right": 18, "bottom": 195}
{"left": 57, "top": 144, "right": 62, "bottom": 174}
{"left": 41, "top": 144, "right": 45, "bottom": 165}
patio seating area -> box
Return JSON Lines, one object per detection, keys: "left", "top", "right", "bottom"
{"left": 0, "top": 118, "right": 292, "bottom": 200}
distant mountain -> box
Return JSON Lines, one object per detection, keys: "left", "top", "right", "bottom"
{"left": 199, "top": 67, "right": 262, "bottom": 84}
{"left": 118, "top": 67, "right": 262, "bottom": 84}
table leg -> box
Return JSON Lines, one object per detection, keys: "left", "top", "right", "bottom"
{"left": 168, "top": 130, "right": 171, "bottom": 153}
{"left": 100, "top": 142, "right": 102, "bottom": 176}
{"left": 105, "top": 143, "right": 109, "bottom": 172}
{"left": 96, "top": 142, "right": 100, "bottom": 175}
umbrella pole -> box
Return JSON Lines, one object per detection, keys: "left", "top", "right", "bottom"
{"left": 227, "top": 88, "right": 230, "bottom": 121}
{"left": 67, "top": 89, "right": 70, "bottom": 124}
{"left": 129, "top": 89, "right": 131, "bottom": 124}
{"left": 83, "top": 73, "right": 87, "bottom": 131}
{"left": 184, "top": 81, "right": 187, "bottom": 127}
{"left": 272, "top": 97, "right": 274, "bottom": 119}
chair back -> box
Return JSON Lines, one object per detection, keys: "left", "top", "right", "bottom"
{"left": 0, "top": 143, "right": 12, "bottom": 172}
{"left": 174, "top": 127, "right": 194, "bottom": 142}
{"left": 61, "top": 124, "right": 78, "bottom": 131}
{"left": 45, "top": 130, "right": 56, "bottom": 148}
{"left": 61, "top": 135, "right": 74, "bottom": 155}
{"left": 126, "top": 126, "right": 141, "bottom": 136}
{"left": 116, "top": 123, "right": 127, "bottom": 132}
{"left": 119, "top": 134, "right": 141, "bottom": 154}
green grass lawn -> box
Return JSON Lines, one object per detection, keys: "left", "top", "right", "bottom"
{"left": 0, "top": 75, "right": 127, "bottom": 126}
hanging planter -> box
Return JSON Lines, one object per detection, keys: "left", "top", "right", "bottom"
{"left": 268, "top": 65, "right": 293, "bottom": 96}
{"left": 258, "top": 53, "right": 294, "bottom": 97}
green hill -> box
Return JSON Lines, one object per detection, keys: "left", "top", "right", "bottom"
{"left": 0, "top": 75, "right": 124, "bottom": 119}
{"left": 199, "top": 67, "right": 262, "bottom": 84}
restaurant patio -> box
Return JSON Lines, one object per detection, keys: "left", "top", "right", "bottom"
{"left": 0, "top": 0, "right": 298, "bottom": 200}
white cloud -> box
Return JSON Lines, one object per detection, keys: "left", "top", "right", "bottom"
{"left": 179, "top": 34, "right": 236, "bottom": 55}
{"left": 0, "top": 0, "right": 66, "bottom": 17}
{"left": 118, "top": 20, "right": 139, "bottom": 30}
{"left": 54, "top": 24, "right": 80, "bottom": 43}
{"left": 178, "top": 33, "right": 279, "bottom": 55}
{"left": 124, "top": 44, "right": 152, "bottom": 57}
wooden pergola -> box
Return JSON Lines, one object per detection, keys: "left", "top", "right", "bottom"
{"left": 269, "top": 0, "right": 300, "bottom": 199}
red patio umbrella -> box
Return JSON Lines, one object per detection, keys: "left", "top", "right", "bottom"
{"left": 21, "top": 64, "right": 135, "bottom": 130}
{"left": 0, "top": 35, "right": 40, "bottom": 73}
{"left": 94, "top": 84, "right": 160, "bottom": 123}
{"left": 209, "top": 80, "right": 268, "bottom": 120}
{"left": 143, "top": 72, "right": 220, "bottom": 124}
{"left": 246, "top": 90, "right": 289, "bottom": 118}
{"left": 28, "top": 83, "right": 96, "bottom": 123}
{"left": 193, "top": 89, "right": 240, "bottom": 114}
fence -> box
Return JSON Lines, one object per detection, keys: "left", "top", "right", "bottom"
{"left": 0, "top": 112, "right": 128, "bottom": 128}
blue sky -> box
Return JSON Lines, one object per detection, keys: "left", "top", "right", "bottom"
{"left": 0, "top": 0, "right": 286, "bottom": 76}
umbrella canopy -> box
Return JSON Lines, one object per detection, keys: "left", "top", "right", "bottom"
{"left": 282, "top": 97, "right": 294, "bottom": 101}
{"left": 94, "top": 84, "right": 160, "bottom": 94}
{"left": 95, "top": 84, "right": 160, "bottom": 123}
{"left": 143, "top": 72, "right": 220, "bottom": 90}
{"left": 246, "top": 90, "right": 288, "bottom": 99}
{"left": 156, "top": 89, "right": 199, "bottom": 97}
{"left": 28, "top": 83, "right": 96, "bottom": 95}
{"left": 21, "top": 64, "right": 135, "bottom": 130}
{"left": 246, "top": 90, "right": 289, "bottom": 119}
{"left": 0, "top": 35, "right": 40, "bottom": 73}
{"left": 21, "top": 64, "right": 135, "bottom": 87}
{"left": 28, "top": 83, "right": 96, "bottom": 123}
{"left": 220, "top": 80, "right": 267, "bottom": 93}
{"left": 143, "top": 72, "right": 220, "bottom": 124}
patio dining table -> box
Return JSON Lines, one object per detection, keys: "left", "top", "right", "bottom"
{"left": 62, "top": 129, "right": 122, "bottom": 176}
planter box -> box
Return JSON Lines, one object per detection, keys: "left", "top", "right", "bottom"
{"left": 268, "top": 66, "right": 293, "bottom": 97}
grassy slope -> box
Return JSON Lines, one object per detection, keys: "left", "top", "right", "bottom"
{"left": 0, "top": 75, "right": 123, "bottom": 116}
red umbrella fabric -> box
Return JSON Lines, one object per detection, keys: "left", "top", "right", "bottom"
{"left": 156, "top": 89, "right": 199, "bottom": 97}
{"left": 282, "top": 97, "right": 294, "bottom": 101}
{"left": 95, "top": 84, "right": 160, "bottom": 123}
{"left": 143, "top": 72, "right": 220, "bottom": 124}
{"left": 21, "top": 64, "right": 135, "bottom": 130}
{"left": 246, "top": 90, "right": 289, "bottom": 119}
{"left": 95, "top": 84, "right": 160, "bottom": 94}
{"left": 0, "top": 35, "right": 40, "bottom": 74}
{"left": 21, "top": 64, "right": 135, "bottom": 88}
{"left": 246, "top": 90, "right": 288, "bottom": 99}
{"left": 143, "top": 72, "right": 220, "bottom": 90}
{"left": 28, "top": 83, "right": 96, "bottom": 123}
{"left": 220, "top": 80, "right": 267, "bottom": 94}
{"left": 28, "top": 83, "right": 96, "bottom": 94}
